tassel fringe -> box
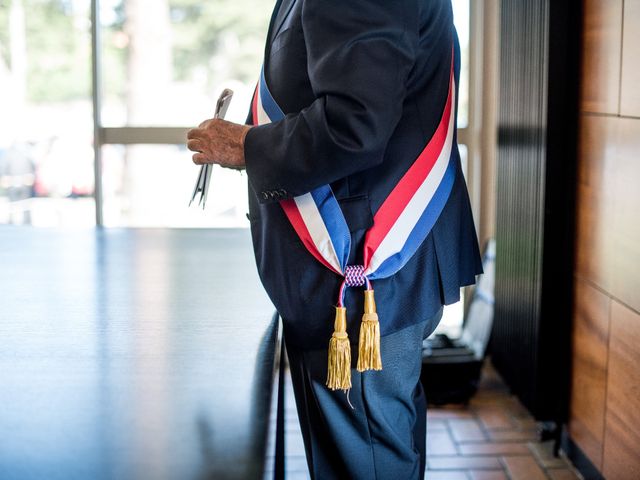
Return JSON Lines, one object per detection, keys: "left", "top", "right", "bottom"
{"left": 357, "top": 289, "right": 382, "bottom": 372}
{"left": 326, "top": 307, "right": 352, "bottom": 391}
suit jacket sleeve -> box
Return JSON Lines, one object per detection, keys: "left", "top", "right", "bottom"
{"left": 244, "top": 0, "right": 417, "bottom": 203}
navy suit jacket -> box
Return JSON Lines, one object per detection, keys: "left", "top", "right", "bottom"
{"left": 244, "top": 0, "right": 483, "bottom": 349}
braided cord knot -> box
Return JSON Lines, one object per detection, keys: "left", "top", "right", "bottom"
{"left": 344, "top": 265, "right": 366, "bottom": 287}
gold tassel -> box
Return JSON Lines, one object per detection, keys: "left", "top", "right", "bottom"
{"left": 326, "top": 306, "right": 352, "bottom": 391}
{"left": 357, "top": 289, "right": 382, "bottom": 372}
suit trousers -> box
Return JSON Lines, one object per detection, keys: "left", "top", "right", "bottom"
{"left": 285, "top": 307, "right": 444, "bottom": 480}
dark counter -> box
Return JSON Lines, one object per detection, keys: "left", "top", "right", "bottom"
{"left": 0, "top": 227, "right": 278, "bottom": 480}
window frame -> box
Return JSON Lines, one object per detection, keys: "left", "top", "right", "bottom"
{"left": 90, "top": 0, "right": 485, "bottom": 227}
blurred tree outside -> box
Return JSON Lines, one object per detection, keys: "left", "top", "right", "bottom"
{"left": 0, "top": 0, "right": 272, "bottom": 226}
{"left": 101, "top": 0, "right": 272, "bottom": 125}
{"left": 0, "top": 0, "right": 468, "bottom": 227}
{"left": 0, "top": 0, "right": 271, "bottom": 110}
{"left": 0, "top": 0, "right": 90, "bottom": 110}
{"left": 100, "top": 0, "right": 272, "bottom": 226}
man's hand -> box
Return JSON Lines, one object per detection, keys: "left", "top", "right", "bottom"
{"left": 187, "top": 119, "right": 251, "bottom": 170}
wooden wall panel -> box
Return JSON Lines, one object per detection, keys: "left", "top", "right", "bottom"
{"left": 576, "top": 116, "right": 640, "bottom": 312}
{"left": 574, "top": 115, "right": 616, "bottom": 291}
{"left": 603, "top": 301, "right": 640, "bottom": 479}
{"left": 620, "top": 0, "right": 640, "bottom": 116}
{"left": 611, "top": 118, "right": 640, "bottom": 312}
{"left": 580, "top": 0, "right": 623, "bottom": 114}
{"left": 568, "top": 278, "right": 610, "bottom": 470}
{"left": 569, "top": 1, "right": 640, "bottom": 478}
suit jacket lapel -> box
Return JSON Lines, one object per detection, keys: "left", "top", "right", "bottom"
{"left": 262, "top": 0, "right": 297, "bottom": 91}
{"left": 269, "top": 0, "right": 297, "bottom": 43}
{"left": 263, "top": 0, "right": 284, "bottom": 60}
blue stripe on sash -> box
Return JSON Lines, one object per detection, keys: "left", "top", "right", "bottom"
{"left": 368, "top": 153, "right": 457, "bottom": 280}
{"left": 309, "top": 187, "right": 351, "bottom": 271}
{"left": 259, "top": 68, "right": 351, "bottom": 273}
{"left": 259, "top": 69, "right": 285, "bottom": 120}
{"left": 257, "top": 64, "right": 456, "bottom": 281}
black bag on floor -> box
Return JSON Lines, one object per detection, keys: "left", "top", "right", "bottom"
{"left": 420, "top": 240, "right": 495, "bottom": 405}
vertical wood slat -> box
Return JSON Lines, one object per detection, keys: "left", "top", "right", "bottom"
{"left": 575, "top": 114, "right": 640, "bottom": 314}
{"left": 568, "top": 1, "right": 640, "bottom": 478}
{"left": 568, "top": 277, "right": 610, "bottom": 470}
{"left": 610, "top": 118, "right": 640, "bottom": 313}
{"left": 580, "top": 0, "right": 623, "bottom": 115}
{"left": 603, "top": 301, "right": 640, "bottom": 479}
{"left": 574, "top": 115, "right": 616, "bottom": 292}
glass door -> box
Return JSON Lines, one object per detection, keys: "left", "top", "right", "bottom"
{"left": 96, "top": 0, "right": 272, "bottom": 227}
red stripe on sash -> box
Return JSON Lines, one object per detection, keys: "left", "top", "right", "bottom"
{"left": 251, "top": 84, "right": 259, "bottom": 125}
{"left": 363, "top": 65, "right": 454, "bottom": 267}
{"left": 281, "top": 199, "right": 342, "bottom": 275}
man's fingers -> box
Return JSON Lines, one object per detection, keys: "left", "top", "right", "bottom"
{"left": 192, "top": 152, "right": 209, "bottom": 165}
{"left": 187, "top": 139, "right": 202, "bottom": 152}
{"left": 187, "top": 128, "right": 203, "bottom": 140}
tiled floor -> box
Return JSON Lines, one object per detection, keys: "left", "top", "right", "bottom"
{"left": 265, "top": 361, "right": 583, "bottom": 479}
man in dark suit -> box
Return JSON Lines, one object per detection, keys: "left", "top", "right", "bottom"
{"left": 187, "top": 0, "right": 482, "bottom": 477}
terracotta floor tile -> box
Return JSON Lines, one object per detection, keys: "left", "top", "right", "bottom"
{"left": 427, "top": 430, "right": 458, "bottom": 456}
{"left": 501, "top": 455, "right": 548, "bottom": 480}
{"left": 449, "top": 418, "right": 488, "bottom": 442}
{"left": 428, "top": 409, "right": 475, "bottom": 420}
{"left": 512, "top": 417, "right": 538, "bottom": 430}
{"left": 470, "top": 391, "right": 512, "bottom": 404}
{"left": 527, "top": 441, "right": 568, "bottom": 468}
{"left": 471, "top": 395, "right": 529, "bottom": 415}
{"left": 425, "top": 471, "right": 470, "bottom": 480}
{"left": 468, "top": 471, "right": 508, "bottom": 480}
{"left": 503, "top": 401, "right": 532, "bottom": 418}
{"left": 488, "top": 428, "right": 539, "bottom": 442}
{"left": 458, "top": 442, "right": 529, "bottom": 456}
{"left": 427, "top": 455, "right": 502, "bottom": 470}
{"left": 547, "top": 468, "right": 581, "bottom": 479}
{"left": 439, "top": 404, "right": 474, "bottom": 411}
{"left": 476, "top": 409, "right": 516, "bottom": 430}
{"left": 428, "top": 418, "right": 449, "bottom": 432}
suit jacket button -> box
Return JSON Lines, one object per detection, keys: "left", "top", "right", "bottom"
{"left": 261, "top": 192, "right": 270, "bottom": 200}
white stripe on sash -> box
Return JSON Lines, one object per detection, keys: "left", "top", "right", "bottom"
{"left": 294, "top": 193, "right": 344, "bottom": 274}
{"left": 365, "top": 91, "right": 456, "bottom": 276}
{"left": 257, "top": 89, "right": 272, "bottom": 126}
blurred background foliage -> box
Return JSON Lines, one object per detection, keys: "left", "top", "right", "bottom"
{"left": 0, "top": 0, "right": 468, "bottom": 230}
{"left": 0, "top": 0, "right": 271, "bottom": 106}
{"left": 0, "top": 0, "right": 272, "bottom": 226}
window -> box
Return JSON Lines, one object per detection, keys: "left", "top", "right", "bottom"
{"left": 1, "top": 0, "right": 473, "bottom": 334}
{"left": 101, "top": 144, "right": 249, "bottom": 227}
{"left": 434, "top": 0, "right": 471, "bottom": 339}
{"left": 0, "top": 0, "right": 94, "bottom": 226}
{"left": 1, "top": 0, "right": 474, "bottom": 232}
{"left": 453, "top": 0, "right": 470, "bottom": 129}
{"left": 96, "top": 0, "right": 471, "bottom": 229}
{"left": 95, "top": 0, "right": 271, "bottom": 227}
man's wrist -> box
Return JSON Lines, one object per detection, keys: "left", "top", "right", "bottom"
{"left": 240, "top": 125, "right": 251, "bottom": 166}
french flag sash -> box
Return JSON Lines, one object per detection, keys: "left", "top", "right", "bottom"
{"left": 251, "top": 52, "right": 457, "bottom": 391}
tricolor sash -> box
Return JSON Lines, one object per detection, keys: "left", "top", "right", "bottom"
{"left": 252, "top": 51, "right": 456, "bottom": 391}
